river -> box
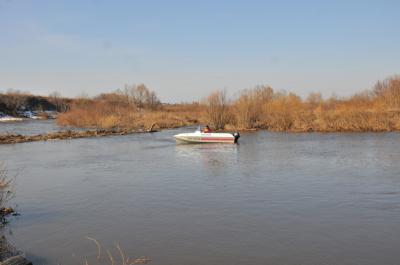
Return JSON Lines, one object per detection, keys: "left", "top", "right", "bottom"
{"left": 0, "top": 121, "right": 399, "bottom": 265}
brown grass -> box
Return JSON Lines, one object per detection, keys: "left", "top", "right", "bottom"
{"left": 57, "top": 76, "right": 400, "bottom": 132}
{"left": 85, "top": 237, "right": 151, "bottom": 265}
{"left": 203, "top": 90, "right": 231, "bottom": 130}
{"left": 233, "top": 85, "right": 274, "bottom": 129}
{"left": 212, "top": 76, "right": 400, "bottom": 132}
{"left": 0, "top": 163, "right": 15, "bottom": 221}
{"left": 57, "top": 94, "right": 203, "bottom": 130}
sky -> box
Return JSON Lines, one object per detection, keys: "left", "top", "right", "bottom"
{"left": 1, "top": 0, "right": 400, "bottom": 102}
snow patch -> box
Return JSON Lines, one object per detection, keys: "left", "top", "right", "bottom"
{"left": 0, "top": 116, "right": 24, "bottom": 122}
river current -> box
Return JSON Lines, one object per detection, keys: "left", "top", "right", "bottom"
{"left": 0, "top": 121, "right": 399, "bottom": 265}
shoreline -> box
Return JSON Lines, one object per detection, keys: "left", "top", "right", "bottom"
{"left": 1, "top": 125, "right": 399, "bottom": 145}
{"left": 0, "top": 128, "right": 157, "bottom": 145}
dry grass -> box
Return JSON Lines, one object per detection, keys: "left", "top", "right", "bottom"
{"left": 0, "top": 164, "right": 15, "bottom": 223}
{"left": 0, "top": 164, "right": 14, "bottom": 211}
{"left": 57, "top": 94, "right": 203, "bottom": 130}
{"left": 233, "top": 85, "right": 273, "bottom": 129}
{"left": 203, "top": 90, "right": 232, "bottom": 130}
{"left": 57, "top": 95, "right": 136, "bottom": 129}
{"left": 211, "top": 76, "right": 400, "bottom": 132}
{"left": 57, "top": 76, "right": 400, "bottom": 132}
{"left": 85, "top": 237, "right": 151, "bottom": 265}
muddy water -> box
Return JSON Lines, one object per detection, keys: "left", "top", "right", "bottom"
{"left": 0, "top": 124, "right": 399, "bottom": 265}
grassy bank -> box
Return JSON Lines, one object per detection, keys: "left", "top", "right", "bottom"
{"left": 225, "top": 82, "right": 400, "bottom": 132}
{"left": 56, "top": 76, "right": 400, "bottom": 132}
{"left": 57, "top": 85, "right": 204, "bottom": 130}
{"left": 57, "top": 100, "right": 203, "bottom": 130}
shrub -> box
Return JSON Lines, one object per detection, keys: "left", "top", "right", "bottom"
{"left": 204, "top": 90, "right": 231, "bottom": 130}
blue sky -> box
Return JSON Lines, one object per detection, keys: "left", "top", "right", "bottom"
{"left": 1, "top": 0, "right": 399, "bottom": 102}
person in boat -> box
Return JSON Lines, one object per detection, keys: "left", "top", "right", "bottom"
{"left": 203, "top": 125, "right": 211, "bottom": 133}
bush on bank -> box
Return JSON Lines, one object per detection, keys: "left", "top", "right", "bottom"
{"left": 57, "top": 76, "right": 400, "bottom": 132}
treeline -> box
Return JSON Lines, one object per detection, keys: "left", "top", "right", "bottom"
{"left": 205, "top": 76, "right": 400, "bottom": 132}
{"left": 0, "top": 90, "right": 70, "bottom": 115}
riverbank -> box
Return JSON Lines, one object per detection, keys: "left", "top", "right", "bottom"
{"left": 0, "top": 128, "right": 159, "bottom": 145}
{"left": 58, "top": 104, "right": 400, "bottom": 133}
{"left": 54, "top": 76, "right": 400, "bottom": 132}
{"left": 3, "top": 76, "right": 400, "bottom": 133}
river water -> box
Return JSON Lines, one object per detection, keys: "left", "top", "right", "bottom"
{"left": 0, "top": 120, "right": 72, "bottom": 135}
{"left": 0, "top": 121, "right": 399, "bottom": 265}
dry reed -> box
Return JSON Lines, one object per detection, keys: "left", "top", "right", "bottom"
{"left": 206, "top": 76, "right": 400, "bottom": 131}
{"left": 57, "top": 94, "right": 203, "bottom": 130}
{"left": 57, "top": 76, "right": 400, "bottom": 132}
{"left": 85, "top": 237, "right": 151, "bottom": 265}
{"left": 0, "top": 163, "right": 16, "bottom": 223}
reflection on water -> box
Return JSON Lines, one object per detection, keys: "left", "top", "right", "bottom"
{"left": 0, "top": 125, "right": 400, "bottom": 265}
{"left": 175, "top": 143, "right": 238, "bottom": 171}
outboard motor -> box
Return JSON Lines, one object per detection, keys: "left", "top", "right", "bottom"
{"left": 232, "top": 132, "right": 240, "bottom": 143}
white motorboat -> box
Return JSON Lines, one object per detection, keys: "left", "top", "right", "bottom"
{"left": 174, "top": 127, "right": 240, "bottom": 144}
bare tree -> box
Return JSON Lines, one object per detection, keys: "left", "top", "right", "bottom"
{"left": 204, "top": 89, "right": 230, "bottom": 130}
{"left": 373, "top": 76, "right": 400, "bottom": 109}
{"left": 49, "top": 91, "right": 68, "bottom": 112}
{"left": 121, "top": 84, "right": 160, "bottom": 109}
{"left": 145, "top": 91, "right": 161, "bottom": 110}
{"left": 3, "top": 89, "right": 26, "bottom": 115}
{"left": 234, "top": 85, "right": 274, "bottom": 129}
{"left": 306, "top": 92, "right": 322, "bottom": 109}
{"left": 134, "top": 84, "right": 148, "bottom": 108}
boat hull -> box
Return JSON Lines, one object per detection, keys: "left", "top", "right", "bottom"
{"left": 174, "top": 132, "right": 240, "bottom": 144}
